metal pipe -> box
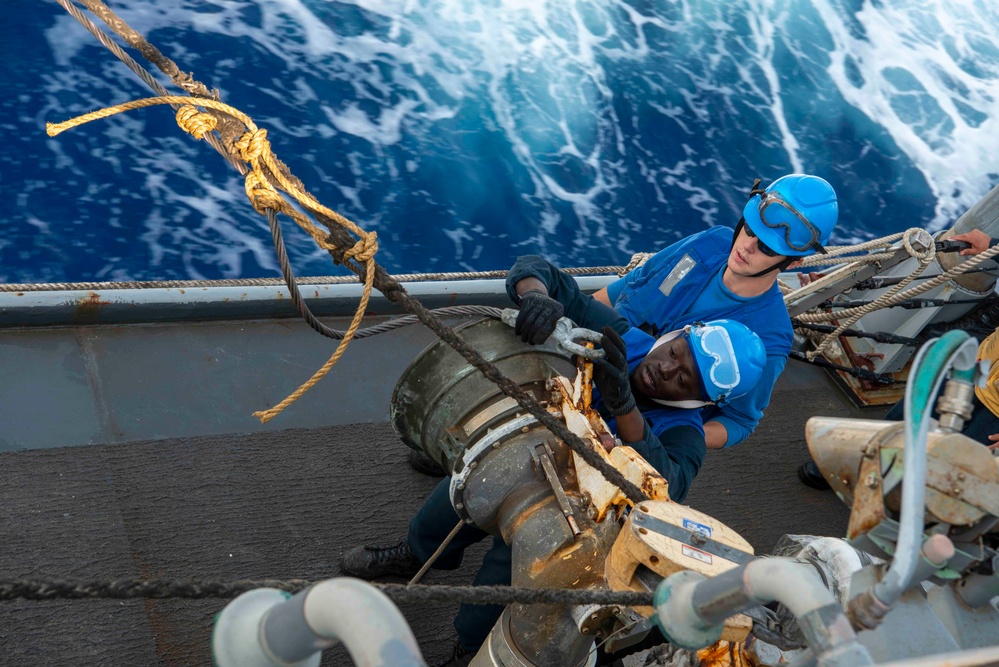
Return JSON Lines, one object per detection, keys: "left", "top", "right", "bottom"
{"left": 212, "top": 578, "right": 427, "bottom": 667}
{"left": 656, "top": 558, "right": 873, "bottom": 666}
{"left": 0, "top": 276, "right": 616, "bottom": 326}
{"left": 935, "top": 378, "right": 976, "bottom": 433}
{"left": 695, "top": 559, "right": 841, "bottom": 631}
{"left": 871, "top": 333, "right": 977, "bottom": 610}
{"left": 851, "top": 532, "right": 956, "bottom": 629}
{"left": 846, "top": 534, "right": 954, "bottom": 630}
{"left": 955, "top": 555, "right": 999, "bottom": 608}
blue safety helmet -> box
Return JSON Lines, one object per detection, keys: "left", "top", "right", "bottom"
{"left": 743, "top": 174, "right": 838, "bottom": 257}
{"left": 686, "top": 319, "right": 766, "bottom": 405}
{"left": 649, "top": 319, "right": 766, "bottom": 407}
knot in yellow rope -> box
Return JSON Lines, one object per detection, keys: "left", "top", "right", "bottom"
{"left": 234, "top": 128, "right": 269, "bottom": 163}
{"left": 243, "top": 171, "right": 286, "bottom": 214}
{"left": 47, "top": 95, "right": 382, "bottom": 425}
{"left": 175, "top": 105, "right": 218, "bottom": 140}
{"left": 344, "top": 233, "right": 379, "bottom": 262}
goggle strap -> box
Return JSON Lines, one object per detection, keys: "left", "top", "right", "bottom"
{"left": 747, "top": 257, "right": 790, "bottom": 278}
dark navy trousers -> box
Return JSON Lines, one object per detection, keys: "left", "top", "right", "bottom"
{"left": 407, "top": 477, "right": 510, "bottom": 651}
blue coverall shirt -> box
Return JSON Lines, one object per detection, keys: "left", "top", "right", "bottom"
{"left": 605, "top": 226, "right": 794, "bottom": 447}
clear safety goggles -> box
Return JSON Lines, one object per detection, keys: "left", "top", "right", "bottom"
{"left": 753, "top": 187, "right": 827, "bottom": 254}
{"left": 689, "top": 324, "right": 740, "bottom": 391}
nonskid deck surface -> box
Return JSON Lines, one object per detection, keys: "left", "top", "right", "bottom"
{"left": 0, "top": 364, "right": 878, "bottom": 666}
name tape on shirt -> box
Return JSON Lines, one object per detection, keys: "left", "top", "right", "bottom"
{"left": 658, "top": 254, "right": 696, "bottom": 298}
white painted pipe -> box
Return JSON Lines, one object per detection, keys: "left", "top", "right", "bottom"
{"left": 212, "top": 578, "right": 427, "bottom": 667}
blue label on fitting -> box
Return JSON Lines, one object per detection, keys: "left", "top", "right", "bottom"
{"left": 683, "top": 517, "right": 712, "bottom": 537}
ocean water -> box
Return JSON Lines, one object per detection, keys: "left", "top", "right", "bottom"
{"left": 3, "top": 0, "right": 999, "bottom": 284}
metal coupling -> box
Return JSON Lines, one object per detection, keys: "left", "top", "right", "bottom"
{"left": 845, "top": 591, "right": 891, "bottom": 631}
{"left": 935, "top": 378, "right": 975, "bottom": 433}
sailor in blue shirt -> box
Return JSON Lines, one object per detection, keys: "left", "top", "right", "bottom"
{"left": 341, "top": 264, "right": 768, "bottom": 664}
{"left": 506, "top": 264, "right": 766, "bottom": 501}
{"left": 592, "top": 174, "right": 839, "bottom": 449}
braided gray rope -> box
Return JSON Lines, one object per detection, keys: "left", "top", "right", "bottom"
{"left": 0, "top": 266, "right": 624, "bottom": 293}
{"left": 352, "top": 305, "right": 503, "bottom": 339}
{"left": 795, "top": 229, "right": 916, "bottom": 268}
{"left": 0, "top": 577, "right": 654, "bottom": 606}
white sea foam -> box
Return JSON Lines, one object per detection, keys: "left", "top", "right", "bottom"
{"left": 33, "top": 0, "right": 999, "bottom": 279}
{"left": 808, "top": 0, "right": 999, "bottom": 228}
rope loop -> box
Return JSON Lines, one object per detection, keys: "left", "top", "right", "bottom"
{"left": 243, "top": 171, "right": 286, "bottom": 214}
{"left": 174, "top": 104, "right": 218, "bottom": 140}
{"left": 234, "top": 128, "right": 269, "bottom": 163}
{"left": 343, "top": 232, "right": 379, "bottom": 262}
{"left": 900, "top": 227, "right": 935, "bottom": 262}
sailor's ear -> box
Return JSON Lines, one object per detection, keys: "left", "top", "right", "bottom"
{"left": 786, "top": 259, "right": 804, "bottom": 270}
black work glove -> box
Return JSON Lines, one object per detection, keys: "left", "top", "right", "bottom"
{"left": 592, "top": 326, "right": 636, "bottom": 417}
{"left": 515, "top": 290, "right": 564, "bottom": 344}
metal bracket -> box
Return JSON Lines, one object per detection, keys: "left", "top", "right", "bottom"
{"left": 847, "top": 448, "right": 888, "bottom": 541}
{"left": 533, "top": 441, "right": 582, "bottom": 536}
{"left": 924, "top": 453, "right": 999, "bottom": 517}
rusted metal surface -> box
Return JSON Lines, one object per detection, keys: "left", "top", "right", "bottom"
{"left": 826, "top": 334, "right": 907, "bottom": 406}
{"left": 697, "top": 640, "right": 752, "bottom": 667}
{"left": 805, "top": 417, "right": 897, "bottom": 502}
{"left": 73, "top": 291, "right": 114, "bottom": 323}
{"left": 923, "top": 435, "right": 999, "bottom": 524}
{"left": 534, "top": 442, "right": 582, "bottom": 537}
{"left": 577, "top": 349, "right": 594, "bottom": 412}
{"left": 847, "top": 452, "right": 888, "bottom": 541}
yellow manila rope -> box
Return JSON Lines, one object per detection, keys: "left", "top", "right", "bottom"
{"left": 47, "top": 96, "right": 379, "bottom": 423}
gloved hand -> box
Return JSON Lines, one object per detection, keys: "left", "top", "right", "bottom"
{"left": 515, "top": 290, "right": 564, "bottom": 344}
{"left": 592, "top": 326, "right": 636, "bottom": 416}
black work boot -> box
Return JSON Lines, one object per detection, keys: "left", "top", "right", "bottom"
{"left": 797, "top": 461, "right": 831, "bottom": 491}
{"left": 339, "top": 540, "right": 423, "bottom": 579}
{"left": 432, "top": 640, "right": 476, "bottom": 667}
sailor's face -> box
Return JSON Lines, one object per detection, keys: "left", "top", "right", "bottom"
{"left": 631, "top": 336, "right": 701, "bottom": 402}
{"left": 728, "top": 226, "right": 788, "bottom": 275}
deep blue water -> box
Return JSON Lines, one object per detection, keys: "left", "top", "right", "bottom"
{"left": 3, "top": 0, "right": 999, "bottom": 284}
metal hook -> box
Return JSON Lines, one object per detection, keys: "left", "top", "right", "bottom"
{"left": 500, "top": 309, "right": 606, "bottom": 359}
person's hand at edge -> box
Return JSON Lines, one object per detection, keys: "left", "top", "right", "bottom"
{"left": 950, "top": 229, "right": 993, "bottom": 256}
{"left": 515, "top": 290, "right": 564, "bottom": 344}
{"left": 797, "top": 271, "right": 826, "bottom": 286}
{"left": 592, "top": 326, "right": 636, "bottom": 417}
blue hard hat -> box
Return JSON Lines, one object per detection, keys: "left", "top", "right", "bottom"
{"left": 743, "top": 174, "right": 838, "bottom": 257}
{"left": 686, "top": 319, "right": 766, "bottom": 405}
